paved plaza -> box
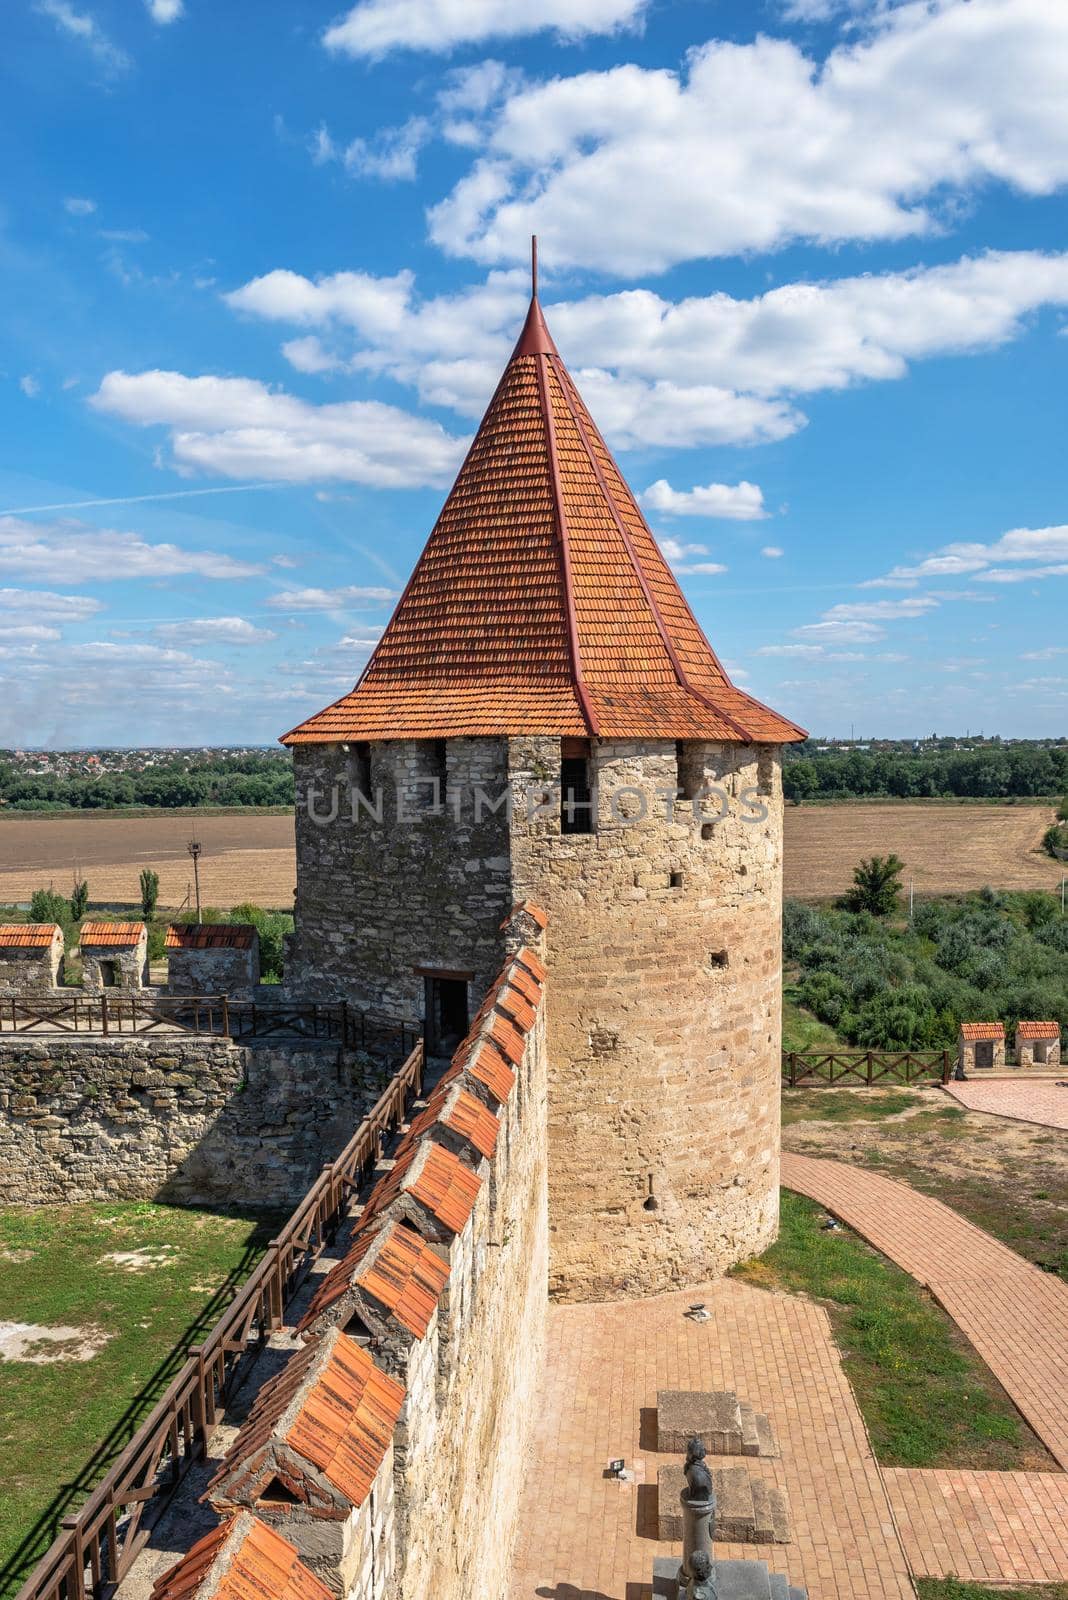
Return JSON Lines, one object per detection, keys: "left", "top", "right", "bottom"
{"left": 943, "top": 1076, "right": 1068, "bottom": 1130}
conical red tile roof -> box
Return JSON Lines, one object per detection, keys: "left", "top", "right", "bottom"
{"left": 282, "top": 291, "right": 803, "bottom": 745}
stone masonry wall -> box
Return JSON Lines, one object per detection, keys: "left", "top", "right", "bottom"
{"left": 0, "top": 1037, "right": 385, "bottom": 1209}
{"left": 166, "top": 941, "right": 260, "bottom": 998}
{"left": 287, "top": 740, "right": 512, "bottom": 1016}
{"left": 0, "top": 945, "right": 62, "bottom": 995}
{"left": 509, "top": 736, "right": 784, "bottom": 1302}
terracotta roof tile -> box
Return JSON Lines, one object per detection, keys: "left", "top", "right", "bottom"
{"left": 405, "top": 1083, "right": 500, "bottom": 1162}
{"left": 280, "top": 296, "right": 804, "bottom": 748}
{"left": 960, "top": 1021, "right": 1005, "bottom": 1041}
{"left": 165, "top": 924, "right": 257, "bottom": 950}
{"left": 488, "top": 1012, "right": 527, "bottom": 1064}
{"left": 363, "top": 1141, "right": 481, "bottom": 1237}
{"left": 514, "top": 946, "right": 547, "bottom": 985}
{"left": 79, "top": 920, "right": 145, "bottom": 947}
{"left": 301, "top": 1219, "right": 450, "bottom": 1341}
{"left": 464, "top": 1041, "right": 517, "bottom": 1103}
{"left": 153, "top": 1515, "right": 332, "bottom": 1600}
{"left": 501, "top": 901, "right": 548, "bottom": 930}
{"left": 0, "top": 923, "right": 61, "bottom": 949}
{"left": 495, "top": 982, "right": 538, "bottom": 1034}
{"left": 208, "top": 1331, "right": 403, "bottom": 1515}
{"left": 506, "top": 964, "right": 543, "bottom": 1008}
{"left": 1017, "top": 1020, "right": 1060, "bottom": 1039}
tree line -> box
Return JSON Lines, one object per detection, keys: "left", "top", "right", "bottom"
{"left": 784, "top": 741, "right": 1068, "bottom": 802}
{"left": 0, "top": 753, "right": 294, "bottom": 811}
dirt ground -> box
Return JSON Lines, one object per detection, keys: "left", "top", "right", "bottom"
{"left": 0, "top": 800, "right": 1061, "bottom": 910}
{"left": 782, "top": 1084, "right": 1068, "bottom": 1279}
{"left": 0, "top": 812, "right": 296, "bottom": 911}
{"left": 784, "top": 801, "right": 1061, "bottom": 898}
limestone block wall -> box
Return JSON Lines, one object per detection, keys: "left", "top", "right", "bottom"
{"left": 166, "top": 939, "right": 260, "bottom": 998}
{"left": 287, "top": 739, "right": 513, "bottom": 1015}
{"left": 508, "top": 736, "right": 784, "bottom": 1302}
{"left": 0, "top": 941, "right": 63, "bottom": 995}
{"left": 81, "top": 934, "right": 149, "bottom": 993}
{"left": 0, "top": 1038, "right": 386, "bottom": 1208}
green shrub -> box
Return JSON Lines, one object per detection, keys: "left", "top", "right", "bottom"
{"left": 229, "top": 902, "right": 294, "bottom": 982}
{"left": 841, "top": 854, "right": 905, "bottom": 916}
{"left": 1044, "top": 821, "right": 1068, "bottom": 860}
{"left": 29, "top": 887, "right": 70, "bottom": 926}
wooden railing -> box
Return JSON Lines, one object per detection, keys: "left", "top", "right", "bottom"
{"left": 8, "top": 1039, "right": 424, "bottom": 1600}
{"left": 782, "top": 1049, "right": 953, "bottom": 1086}
{"left": 0, "top": 995, "right": 420, "bottom": 1059}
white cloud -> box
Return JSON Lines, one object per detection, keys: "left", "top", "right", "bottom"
{"left": 1021, "top": 645, "right": 1068, "bottom": 661}
{"left": 437, "top": 60, "right": 523, "bottom": 116}
{"left": 90, "top": 370, "right": 468, "bottom": 489}
{"left": 19, "top": 376, "right": 41, "bottom": 399}
{"left": 35, "top": 0, "right": 130, "bottom": 73}
{"left": 757, "top": 644, "right": 826, "bottom": 657}
{"left": 322, "top": 0, "right": 647, "bottom": 59}
{"left": 154, "top": 617, "right": 277, "bottom": 645}
{"left": 145, "top": 0, "right": 183, "bottom": 21}
{"left": 343, "top": 118, "right": 431, "bottom": 182}
{"left": 640, "top": 479, "right": 768, "bottom": 521}
{"left": 1, "top": 625, "right": 63, "bottom": 643}
{"left": 864, "top": 524, "right": 1068, "bottom": 587}
{"left": 266, "top": 586, "right": 397, "bottom": 611}
{"left": 0, "top": 588, "right": 102, "bottom": 621}
{"left": 72, "top": 641, "right": 202, "bottom": 665}
{"left": 63, "top": 196, "right": 96, "bottom": 216}
{"left": 226, "top": 249, "right": 1068, "bottom": 451}
{"left": 658, "top": 537, "right": 727, "bottom": 577}
{"left": 792, "top": 620, "right": 887, "bottom": 644}
{"left": 761, "top": 546, "right": 784, "bottom": 559}
{"left": 0, "top": 516, "right": 264, "bottom": 583}
{"left": 428, "top": 0, "right": 1068, "bottom": 273}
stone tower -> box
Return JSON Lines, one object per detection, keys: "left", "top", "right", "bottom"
{"left": 282, "top": 274, "right": 804, "bottom": 1302}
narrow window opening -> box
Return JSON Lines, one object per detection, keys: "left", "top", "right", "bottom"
{"left": 343, "top": 1311, "right": 373, "bottom": 1344}
{"left": 757, "top": 747, "right": 775, "bottom": 796}
{"left": 701, "top": 822, "right": 716, "bottom": 841}
{"left": 353, "top": 741, "right": 372, "bottom": 796}
{"left": 560, "top": 738, "right": 594, "bottom": 834}
{"left": 670, "top": 870, "right": 684, "bottom": 889}
{"left": 708, "top": 949, "right": 729, "bottom": 970}
{"left": 99, "top": 959, "right": 119, "bottom": 988}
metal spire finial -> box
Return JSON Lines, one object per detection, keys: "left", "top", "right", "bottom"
{"left": 532, "top": 234, "right": 538, "bottom": 299}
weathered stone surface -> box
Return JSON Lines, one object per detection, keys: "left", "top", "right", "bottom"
{"left": 658, "top": 1390, "right": 743, "bottom": 1454}
{"left": 0, "top": 1036, "right": 388, "bottom": 1208}
{"left": 657, "top": 1465, "right": 791, "bottom": 1544}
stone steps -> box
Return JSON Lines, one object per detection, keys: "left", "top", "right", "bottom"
{"left": 653, "top": 1556, "right": 807, "bottom": 1598}
{"left": 657, "top": 1464, "right": 791, "bottom": 1544}
{"left": 657, "top": 1389, "right": 779, "bottom": 1457}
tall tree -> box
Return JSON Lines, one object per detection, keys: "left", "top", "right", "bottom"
{"left": 842, "top": 854, "right": 905, "bottom": 917}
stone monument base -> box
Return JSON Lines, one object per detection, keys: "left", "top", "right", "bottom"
{"left": 657, "top": 1464, "right": 791, "bottom": 1543}
{"left": 657, "top": 1390, "right": 778, "bottom": 1456}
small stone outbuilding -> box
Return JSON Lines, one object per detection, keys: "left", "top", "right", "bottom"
{"left": 79, "top": 921, "right": 149, "bottom": 992}
{"left": 958, "top": 1021, "right": 1005, "bottom": 1073}
{"left": 165, "top": 924, "right": 260, "bottom": 997}
{"left": 1015, "top": 1020, "right": 1061, "bottom": 1068}
{"left": 0, "top": 924, "right": 64, "bottom": 994}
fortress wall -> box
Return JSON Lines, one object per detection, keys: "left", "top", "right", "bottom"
{"left": 287, "top": 739, "right": 513, "bottom": 1016}
{"left": 213, "top": 917, "right": 549, "bottom": 1600}
{"left": 0, "top": 1037, "right": 386, "bottom": 1208}
{"left": 508, "top": 736, "right": 784, "bottom": 1301}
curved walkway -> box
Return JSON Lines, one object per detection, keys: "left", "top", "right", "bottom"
{"left": 943, "top": 1076, "right": 1068, "bottom": 1130}
{"left": 781, "top": 1152, "right": 1068, "bottom": 1470}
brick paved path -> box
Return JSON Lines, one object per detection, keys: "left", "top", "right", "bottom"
{"left": 885, "top": 1468, "right": 1068, "bottom": 1585}
{"left": 782, "top": 1153, "right": 1068, "bottom": 1469}
{"left": 943, "top": 1076, "right": 1068, "bottom": 1130}
{"left": 509, "top": 1280, "right": 915, "bottom": 1600}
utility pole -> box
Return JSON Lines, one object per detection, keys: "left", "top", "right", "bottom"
{"left": 186, "top": 838, "right": 202, "bottom": 924}
{"left": 909, "top": 878, "right": 914, "bottom": 921}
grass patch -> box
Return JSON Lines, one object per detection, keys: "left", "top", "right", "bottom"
{"left": 917, "top": 1584, "right": 1068, "bottom": 1600}
{"left": 732, "top": 1192, "right": 1051, "bottom": 1470}
{"left": 781, "top": 1086, "right": 927, "bottom": 1127}
{"left": 0, "top": 1202, "right": 276, "bottom": 1600}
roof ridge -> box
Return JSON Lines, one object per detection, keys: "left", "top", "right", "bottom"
{"left": 535, "top": 349, "right": 598, "bottom": 736}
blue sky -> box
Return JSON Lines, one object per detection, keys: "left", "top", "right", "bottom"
{"left": 2, "top": 0, "right": 1067, "bottom": 747}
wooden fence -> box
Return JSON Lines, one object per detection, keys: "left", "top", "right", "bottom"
{"left": 782, "top": 1049, "right": 954, "bottom": 1086}
{"left": 0, "top": 995, "right": 420, "bottom": 1059}
{"left": 9, "top": 1039, "right": 425, "bottom": 1600}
